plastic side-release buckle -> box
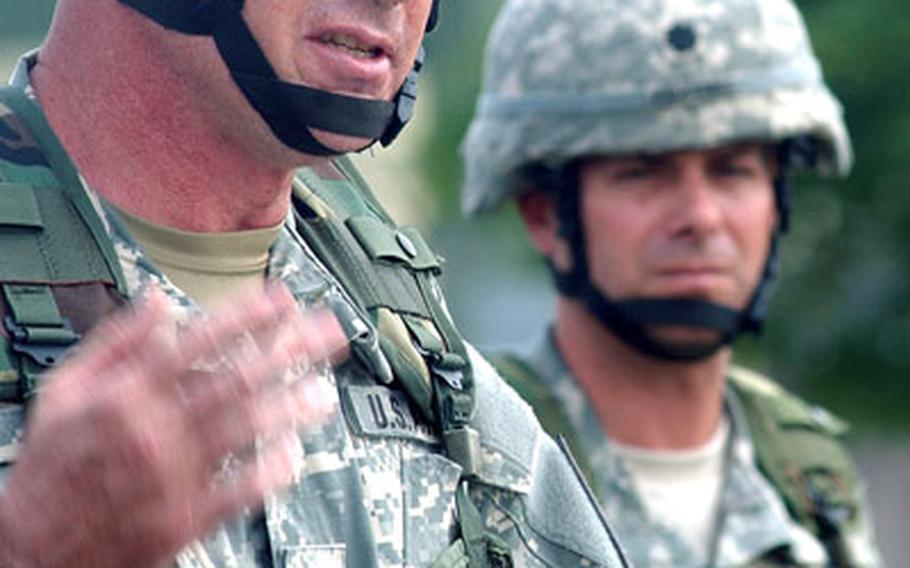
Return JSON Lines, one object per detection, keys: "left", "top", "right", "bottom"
{"left": 2, "top": 283, "right": 80, "bottom": 370}
{"left": 431, "top": 351, "right": 467, "bottom": 391}
{"left": 3, "top": 314, "right": 79, "bottom": 368}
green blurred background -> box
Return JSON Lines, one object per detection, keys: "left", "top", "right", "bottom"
{"left": 1, "top": 1, "right": 906, "bottom": 562}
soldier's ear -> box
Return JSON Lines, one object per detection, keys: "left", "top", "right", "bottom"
{"left": 516, "top": 189, "right": 560, "bottom": 258}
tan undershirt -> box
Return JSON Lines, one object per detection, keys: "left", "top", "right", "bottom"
{"left": 112, "top": 204, "right": 283, "bottom": 308}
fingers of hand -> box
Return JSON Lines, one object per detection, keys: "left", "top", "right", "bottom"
{"left": 37, "top": 288, "right": 172, "bottom": 412}
{"left": 186, "top": 369, "right": 334, "bottom": 467}
{"left": 175, "top": 296, "right": 346, "bottom": 439}
{"left": 175, "top": 298, "right": 342, "bottom": 468}
{"left": 152, "top": 284, "right": 296, "bottom": 385}
{"left": 274, "top": 307, "right": 350, "bottom": 369}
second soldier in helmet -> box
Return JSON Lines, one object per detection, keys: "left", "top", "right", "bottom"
{"left": 462, "top": 0, "right": 882, "bottom": 565}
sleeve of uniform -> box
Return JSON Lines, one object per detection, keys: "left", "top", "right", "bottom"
{"left": 463, "top": 342, "right": 628, "bottom": 567}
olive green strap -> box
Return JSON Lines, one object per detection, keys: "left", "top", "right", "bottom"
{"left": 0, "top": 86, "right": 130, "bottom": 403}
{"left": 429, "top": 485, "right": 513, "bottom": 568}
{"left": 2, "top": 284, "right": 80, "bottom": 399}
{"left": 729, "top": 370, "right": 861, "bottom": 565}
{"left": 333, "top": 155, "right": 397, "bottom": 225}
{"left": 0, "top": 87, "right": 127, "bottom": 296}
{"left": 431, "top": 539, "right": 471, "bottom": 568}
{"left": 294, "top": 159, "right": 512, "bottom": 567}
{"left": 410, "top": 275, "right": 512, "bottom": 568}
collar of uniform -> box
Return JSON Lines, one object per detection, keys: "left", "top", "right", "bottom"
{"left": 719, "top": 387, "right": 829, "bottom": 565}
{"left": 526, "top": 327, "right": 624, "bottom": 484}
{"left": 536, "top": 331, "right": 828, "bottom": 565}
{"left": 272, "top": 201, "right": 348, "bottom": 308}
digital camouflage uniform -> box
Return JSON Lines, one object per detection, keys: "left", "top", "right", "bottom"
{"left": 460, "top": 0, "right": 882, "bottom": 566}
{"left": 495, "top": 332, "right": 881, "bottom": 567}
{"left": 0, "top": 54, "right": 627, "bottom": 567}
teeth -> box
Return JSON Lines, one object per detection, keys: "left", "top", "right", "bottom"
{"left": 321, "top": 33, "right": 380, "bottom": 58}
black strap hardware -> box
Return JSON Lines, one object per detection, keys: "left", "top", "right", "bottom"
{"left": 429, "top": 351, "right": 467, "bottom": 391}
{"left": 2, "top": 284, "right": 80, "bottom": 371}
{"left": 3, "top": 314, "right": 78, "bottom": 368}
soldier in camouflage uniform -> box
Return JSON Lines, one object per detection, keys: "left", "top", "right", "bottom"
{"left": 462, "top": 0, "right": 882, "bottom": 566}
{"left": 0, "top": 0, "right": 628, "bottom": 567}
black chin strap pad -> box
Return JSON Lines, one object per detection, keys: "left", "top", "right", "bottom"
{"left": 613, "top": 298, "right": 745, "bottom": 331}
{"left": 233, "top": 73, "right": 397, "bottom": 138}
{"left": 426, "top": 0, "right": 442, "bottom": 32}
{"left": 203, "top": 0, "right": 394, "bottom": 155}
{"left": 119, "top": 0, "right": 419, "bottom": 155}
{"left": 584, "top": 291, "right": 738, "bottom": 362}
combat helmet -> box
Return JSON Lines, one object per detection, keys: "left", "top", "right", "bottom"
{"left": 119, "top": 0, "right": 442, "bottom": 156}
{"left": 462, "top": 0, "right": 852, "bottom": 361}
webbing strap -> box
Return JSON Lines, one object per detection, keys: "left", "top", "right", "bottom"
{"left": 452, "top": 484, "right": 513, "bottom": 568}
{"left": 0, "top": 86, "right": 130, "bottom": 404}
{"left": 2, "top": 284, "right": 79, "bottom": 398}
{"left": 729, "top": 371, "right": 860, "bottom": 565}
{"left": 412, "top": 269, "right": 511, "bottom": 567}
{"left": 0, "top": 87, "right": 127, "bottom": 295}
{"left": 457, "top": 483, "right": 490, "bottom": 567}
{"left": 430, "top": 539, "right": 471, "bottom": 568}
{"left": 291, "top": 159, "right": 511, "bottom": 567}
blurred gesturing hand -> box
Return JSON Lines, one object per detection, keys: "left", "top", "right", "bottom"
{"left": 0, "top": 283, "right": 347, "bottom": 568}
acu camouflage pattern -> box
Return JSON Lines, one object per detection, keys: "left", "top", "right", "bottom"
{"left": 462, "top": 0, "right": 852, "bottom": 215}
{"left": 0, "top": 57, "right": 626, "bottom": 567}
{"left": 499, "top": 330, "right": 882, "bottom": 567}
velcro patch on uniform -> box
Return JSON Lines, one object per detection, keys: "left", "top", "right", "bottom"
{"left": 341, "top": 385, "right": 439, "bottom": 445}
{"left": 0, "top": 182, "right": 43, "bottom": 229}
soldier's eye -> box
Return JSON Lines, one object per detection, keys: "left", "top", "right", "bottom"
{"left": 613, "top": 163, "right": 657, "bottom": 181}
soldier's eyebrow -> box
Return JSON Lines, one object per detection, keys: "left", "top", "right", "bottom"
{"left": 701, "top": 146, "right": 756, "bottom": 169}
{"left": 611, "top": 154, "right": 667, "bottom": 168}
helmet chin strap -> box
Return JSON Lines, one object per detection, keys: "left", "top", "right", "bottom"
{"left": 119, "top": 0, "right": 429, "bottom": 156}
{"left": 544, "top": 162, "right": 789, "bottom": 363}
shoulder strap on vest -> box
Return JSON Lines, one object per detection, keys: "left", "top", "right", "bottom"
{"left": 487, "top": 351, "right": 601, "bottom": 499}
{"left": 0, "top": 85, "right": 129, "bottom": 403}
{"left": 291, "top": 157, "right": 511, "bottom": 568}
{"left": 728, "top": 367, "right": 863, "bottom": 565}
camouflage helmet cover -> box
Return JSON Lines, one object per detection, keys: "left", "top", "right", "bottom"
{"left": 462, "top": 0, "right": 853, "bottom": 215}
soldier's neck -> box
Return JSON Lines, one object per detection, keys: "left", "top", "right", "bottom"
{"left": 555, "top": 298, "right": 728, "bottom": 450}
{"left": 31, "top": 15, "right": 317, "bottom": 232}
